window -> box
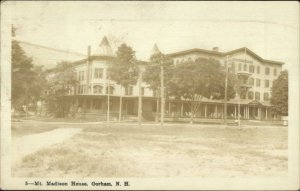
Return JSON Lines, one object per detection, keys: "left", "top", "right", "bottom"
{"left": 249, "top": 78, "right": 254, "bottom": 85}
{"left": 106, "top": 85, "right": 114, "bottom": 95}
{"left": 78, "top": 84, "right": 85, "bottom": 94}
{"left": 243, "top": 64, "right": 247, "bottom": 71}
{"left": 265, "top": 67, "right": 270, "bottom": 75}
{"left": 153, "top": 89, "right": 160, "bottom": 97}
{"left": 273, "top": 68, "right": 277, "bottom": 76}
{"left": 94, "top": 68, "right": 103, "bottom": 79}
{"left": 255, "top": 92, "right": 260, "bottom": 101}
{"left": 263, "top": 92, "right": 269, "bottom": 101}
{"left": 248, "top": 91, "right": 254, "bottom": 100}
{"left": 231, "top": 62, "right": 235, "bottom": 73}
{"left": 240, "top": 91, "right": 246, "bottom": 99}
{"left": 83, "top": 85, "right": 87, "bottom": 93}
{"left": 93, "top": 85, "right": 103, "bottom": 94}
{"left": 238, "top": 63, "right": 242, "bottom": 71}
{"left": 125, "top": 86, "right": 133, "bottom": 95}
{"left": 141, "top": 87, "right": 145, "bottom": 96}
{"left": 257, "top": 66, "right": 260, "bottom": 74}
{"left": 76, "top": 85, "right": 80, "bottom": 94}
{"left": 256, "top": 79, "right": 260, "bottom": 87}
{"left": 249, "top": 65, "right": 255, "bottom": 73}
{"left": 265, "top": 80, "right": 269, "bottom": 88}
{"left": 78, "top": 71, "right": 85, "bottom": 81}
{"left": 82, "top": 71, "right": 85, "bottom": 81}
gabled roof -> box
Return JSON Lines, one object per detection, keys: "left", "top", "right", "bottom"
{"left": 166, "top": 47, "right": 284, "bottom": 65}
{"left": 226, "top": 47, "right": 284, "bottom": 65}
{"left": 151, "top": 44, "right": 161, "bottom": 56}
{"left": 166, "top": 48, "right": 223, "bottom": 57}
{"left": 95, "top": 36, "right": 115, "bottom": 57}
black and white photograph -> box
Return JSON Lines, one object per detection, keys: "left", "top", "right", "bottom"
{"left": 1, "top": 1, "right": 299, "bottom": 190}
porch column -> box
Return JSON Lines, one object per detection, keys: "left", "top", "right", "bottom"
{"left": 168, "top": 101, "right": 171, "bottom": 114}
{"left": 215, "top": 105, "right": 217, "bottom": 118}
{"left": 125, "top": 101, "right": 128, "bottom": 115}
{"left": 265, "top": 108, "right": 268, "bottom": 120}
{"left": 221, "top": 105, "right": 223, "bottom": 119}
{"left": 234, "top": 106, "right": 237, "bottom": 119}
{"left": 181, "top": 102, "right": 183, "bottom": 117}
{"left": 199, "top": 103, "right": 201, "bottom": 117}
{"left": 258, "top": 108, "right": 261, "bottom": 120}
{"left": 247, "top": 107, "right": 249, "bottom": 119}
{"left": 90, "top": 99, "right": 93, "bottom": 110}
{"left": 205, "top": 104, "right": 207, "bottom": 119}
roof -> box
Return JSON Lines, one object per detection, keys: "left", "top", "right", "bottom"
{"left": 71, "top": 55, "right": 148, "bottom": 67}
{"left": 170, "top": 97, "right": 272, "bottom": 107}
{"left": 95, "top": 36, "right": 114, "bottom": 56}
{"left": 166, "top": 47, "right": 284, "bottom": 65}
{"left": 151, "top": 44, "right": 161, "bottom": 56}
{"left": 226, "top": 47, "right": 284, "bottom": 65}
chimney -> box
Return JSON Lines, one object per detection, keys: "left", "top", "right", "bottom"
{"left": 212, "top": 47, "right": 219, "bottom": 52}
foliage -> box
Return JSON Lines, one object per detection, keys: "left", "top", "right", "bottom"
{"left": 11, "top": 39, "right": 39, "bottom": 110}
{"left": 169, "top": 58, "right": 235, "bottom": 100}
{"left": 270, "top": 70, "right": 288, "bottom": 116}
{"left": 108, "top": 43, "right": 139, "bottom": 87}
{"left": 108, "top": 43, "right": 139, "bottom": 121}
{"left": 168, "top": 58, "right": 236, "bottom": 121}
{"left": 44, "top": 61, "right": 78, "bottom": 117}
{"left": 143, "top": 52, "right": 174, "bottom": 94}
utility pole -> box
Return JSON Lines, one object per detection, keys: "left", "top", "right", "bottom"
{"left": 160, "top": 59, "right": 165, "bottom": 126}
{"left": 138, "top": 67, "right": 143, "bottom": 127}
{"left": 224, "top": 55, "right": 228, "bottom": 125}
{"left": 86, "top": 46, "right": 91, "bottom": 93}
{"left": 237, "top": 84, "right": 241, "bottom": 126}
{"left": 107, "top": 74, "right": 110, "bottom": 128}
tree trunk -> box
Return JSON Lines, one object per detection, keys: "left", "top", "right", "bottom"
{"left": 190, "top": 108, "right": 194, "bottom": 124}
{"left": 119, "top": 94, "right": 123, "bottom": 122}
{"left": 156, "top": 95, "right": 159, "bottom": 123}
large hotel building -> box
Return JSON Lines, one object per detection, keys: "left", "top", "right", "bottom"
{"left": 53, "top": 37, "right": 284, "bottom": 122}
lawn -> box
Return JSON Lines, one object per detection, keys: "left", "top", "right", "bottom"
{"left": 12, "top": 122, "right": 287, "bottom": 178}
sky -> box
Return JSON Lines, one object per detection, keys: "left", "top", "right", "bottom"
{"left": 7, "top": 1, "right": 299, "bottom": 70}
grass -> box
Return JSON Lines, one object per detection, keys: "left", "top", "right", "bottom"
{"left": 12, "top": 123, "right": 288, "bottom": 178}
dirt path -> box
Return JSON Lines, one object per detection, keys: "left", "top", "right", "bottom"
{"left": 12, "top": 128, "right": 82, "bottom": 165}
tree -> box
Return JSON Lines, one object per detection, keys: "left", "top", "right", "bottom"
{"left": 11, "top": 26, "right": 41, "bottom": 113}
{"left": 108, "top": 43, "right": 139, "bottom": 121}
{"left": 143, "top": 51, "right": 173, "bottom": 122}
{"left": 168, "top": 58, "right": 236, "bottom": 123}
{"left": 44, "top": 61, "right": 78, "bottom": 117}
{"left": 270, "top": 70, "right": 288, "bottom": 116}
